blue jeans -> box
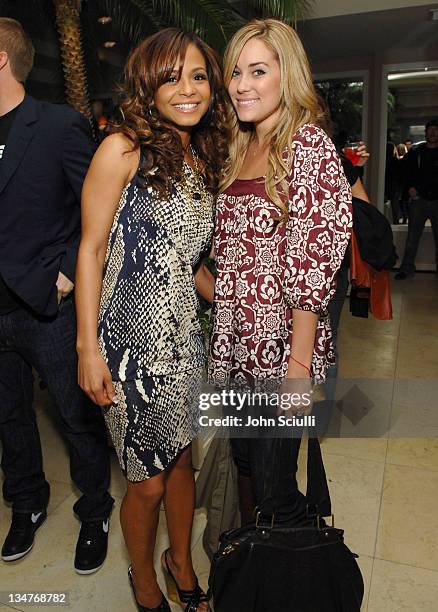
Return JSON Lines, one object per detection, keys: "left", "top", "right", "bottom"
{"left": 0, "top": 297, "right": 114, "bottom": 520}
{"left": 400, "top": 197, "right": 438, "bottom": 274}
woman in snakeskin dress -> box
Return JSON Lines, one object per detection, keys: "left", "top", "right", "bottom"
{"left": 75, "top": 30, "right": 228, "bottom": 612}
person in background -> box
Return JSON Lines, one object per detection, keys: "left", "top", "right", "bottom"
{"left": 404, "top": 138, "right": 413, "bottom": 152}
{"left": 0, "top": 17, "right": 114, "bottom": 573}
{"left": 396, "top": 143, "right": 409, "bottom": 224}
{"left": 385, "top": 141, "right": 401, "bottom": 224}
{"left": 397, "top": 143, "right": 408, "bottom": 159}
{"left": 76, "top": 28, "right": 227, "bottom": 612}
{"left": 327, "top": 143, "right": 370, "bottom": 382}
{"left": 395, "top": 119, "right": 438, "bottom": 279}
{"left": 341, "top": 142, "right": 369, "bottom": 200}
{"left": 209, "top": 18, "right": 352, "bottom": 525}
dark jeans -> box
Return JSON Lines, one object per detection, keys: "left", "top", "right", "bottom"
{"left": 327, "top": 264, "right": 349, "bottom": 380}
{"left": 0, "top": 298, "right": 114, "bottom": 521}
{"left": 400, "top": 197, "right": 438, "bottom": 274}
{"left": 231, "top": 436, "right": 307, "bottom": 523}
{"left": 311, "top": 265, "right": 349, "bottom": 438}
{"left": 230, "top": 266, "right": 350, "bottom": 520}
{"left": 390, "top": 179, "right": 402, "bottom": 225}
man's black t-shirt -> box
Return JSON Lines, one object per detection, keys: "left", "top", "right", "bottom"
{"left": 405, "top": 144, "right": 438, "bottom": 200}
{"left": 0, "top": 102, "right": 24, "bottom": 314}
{"left": 417, "top": 146, "right": 438, "bottom": 200}
{"left": 0, "top": 104, "right": 19, "bottom": 159}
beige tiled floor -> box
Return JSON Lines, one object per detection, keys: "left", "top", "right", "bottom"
{"left": 1, "top": 272, "right": 438, "bottom": 610}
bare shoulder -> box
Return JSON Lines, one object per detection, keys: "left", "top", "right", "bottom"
{"left": 96, "top": 133, "right": 138, "bottom": 162}
{"left": 90, "top": 133, "right": 139, "bottom": 182}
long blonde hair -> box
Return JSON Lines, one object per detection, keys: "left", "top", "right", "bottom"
{"left": 221, "top": 19, "right": 326, "bottom": 220}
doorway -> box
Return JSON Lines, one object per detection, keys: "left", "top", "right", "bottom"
{"left": 379, "top": 62, "right": 438, "bottom": 270}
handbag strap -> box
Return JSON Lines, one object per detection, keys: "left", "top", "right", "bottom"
{"left": 306, "top": 436, "right": 332, "bottom": 518}
{"left": 257, "top": 434, "right": 332, "bottom": 522}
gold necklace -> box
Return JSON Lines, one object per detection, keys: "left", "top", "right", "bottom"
{"left": 178, "top": 145, "right": 211, "bottom": 215}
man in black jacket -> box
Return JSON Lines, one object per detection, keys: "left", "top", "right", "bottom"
{"left": 0, "top": 18, "right": 113, "bottom": 573}
{"left": 395, "top": 119, "right": 438, "bottom": 279}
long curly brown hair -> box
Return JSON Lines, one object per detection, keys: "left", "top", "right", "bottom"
{"left": 113, "top": 28, "right": 230, "bottom": 196}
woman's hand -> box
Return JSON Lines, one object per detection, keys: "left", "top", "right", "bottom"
{"left": 355, "top": 142, "right": 370, "bottom": 167}
{"left": 78, "top": 349, "right": 117, "bottom": 407}
{"left": 277, "top": 359, "right": 313, "bottom": 417}
{"left": 286, "top": 357, "right": 311, "bottom": 379}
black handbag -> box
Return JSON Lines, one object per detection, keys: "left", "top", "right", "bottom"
{"left": 208, "top": 437, "right": 364, "bottom": 612}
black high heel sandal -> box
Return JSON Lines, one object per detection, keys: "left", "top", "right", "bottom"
{"left": 128, "top": 566, "right": 171, "bottom": 612}
{"left": 161, "top": 548, "right": 210, "bottom": 612}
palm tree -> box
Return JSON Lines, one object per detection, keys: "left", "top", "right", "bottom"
{"left": 98, "top": 0, "right": 314, "bottom": 53}
{"left": 0, "top": 0, "right": 313, "bottom": 117}
{"left": 74, "top": 0, "right": 314, "bottom": 114}
{"left": 53, "top": 0, "right": 92, "bottom": 119}
{"left": 0, "top": 0, "right": 93, "bottom": 117}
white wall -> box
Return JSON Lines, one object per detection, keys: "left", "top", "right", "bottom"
{"left": 308, "top": 0, "right": 438, "bottom": 20}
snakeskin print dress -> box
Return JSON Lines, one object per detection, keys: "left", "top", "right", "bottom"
{"left": 98, "top": 165, "right": 213, "bottom": 481}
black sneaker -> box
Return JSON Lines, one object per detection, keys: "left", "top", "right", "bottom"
{"left": 74, "top": 519, "right": 109, "bottom": 575}
{"left": 1, "top": 510, "right": 47, "bottom": 561}
{"left": 395, "top": 271, "right": 410, "bottom": 280}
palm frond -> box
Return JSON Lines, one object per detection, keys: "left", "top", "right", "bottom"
{"left": 128, "top": 0, "right": 179, "bottom": 30}
{"left": 148, "top": 0, "right": 244, "bottom": 52}
{"left": 248, "top": 0, "right": 315, "bottom": 25}
{"left": 95, "top": 0, "right": 162, "bottom": 48}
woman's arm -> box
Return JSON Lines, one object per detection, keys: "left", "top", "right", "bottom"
{"left": 194, "top": 240, "right": 216, "bottom": 303}
{"left": 351, "top": 177, "right": 370, "bottom": 203}
{"left": 350, "top": 142, "right": 370, "bottom": 203}
{"left": 284, "top": 127, "right": 353, "bottom": 379}
{"left": 194, "top": 263, "right": 215, "bottom": 304}
{"left": 75, "top": 133, "right": 138, "bottom": 405}
{"left": 286, "top": 310, "right": 318, "bottom": 377}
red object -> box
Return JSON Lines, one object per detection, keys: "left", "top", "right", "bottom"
{"left": 290, "top": 355, "right": 311, "bottom": 376}
{"left": 97, "top": 116, "right": 107, "bottom": 130}
{"left": 344, "top": 146, "right": 361, "bottom": 166}
{"left": 350, "top": 231, "right": 393, "bottom": 320}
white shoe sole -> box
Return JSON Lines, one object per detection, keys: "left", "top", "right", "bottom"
{"left": 75, "top": 561, "right": 104, "bottom": 575}
{"left": 2, "top": 542, "right": 34, "bottom": 562}
{"left": 1, "top": 514, "right": 46, "bottom": 562}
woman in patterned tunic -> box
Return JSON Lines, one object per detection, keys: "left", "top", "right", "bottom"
{"left": 75, "top": 30, "right": 228, "bottom": 612}
{"left": 209, "top": 20, "right": 353, "bottom": 525}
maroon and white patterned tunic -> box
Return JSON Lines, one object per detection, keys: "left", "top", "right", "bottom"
{"left": 209, "top": 124, "right": 352, "bottom": 385}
